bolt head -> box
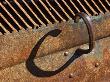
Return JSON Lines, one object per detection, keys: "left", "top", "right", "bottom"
{"left": 95, "top": 62, "right": 100, "bottom": 67}
{"left": 69, "top": 73, "right": 74, "bottom": 78}
{"left": 64, "top": 52, "right": 69, "bottom": 56}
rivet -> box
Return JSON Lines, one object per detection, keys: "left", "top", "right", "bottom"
{"left": 64, "top": 52, "right": 69, "bottom": 56}
{"left": 95, "top": 62, "right": 100, "bottom": 67}
{"left": 69, "top": 73, "right": 74, "bottom": 78}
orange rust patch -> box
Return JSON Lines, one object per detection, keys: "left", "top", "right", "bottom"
{"left": 103, "top": 48, "right": 110, "bottom": 60}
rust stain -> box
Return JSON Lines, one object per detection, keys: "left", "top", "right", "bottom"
{"left": 103, "top": 48, "right": 110, "bottom": 60}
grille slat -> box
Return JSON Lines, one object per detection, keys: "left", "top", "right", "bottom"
{"left": 106, "top": 0, "right": 110, "bottom": 6}
{"left": 70, "top": 0, "right": 80, "bottom": 12}
{"left": 14, "top": 1, "right": 38, "bottom": 28}
{"left": 0, "top": 13, "right": 17, "bottom": 32}
{"left": 0, "top": 0, "right": 110, "bottom": 35}
{"left": 83, "top": 0, "right": 98, "bottom": 15}
{"left": 0, "top": 23, "right": 10, "bottom": 33}
{"left": 5, "top": 0, "right": 32, "bottom": 29}
{"left": 0, "top": 2, "right": 23, "bottom": 30}
{"left": 46, "top": 0, "right": 66, "bottom": 21}
{"left": 54, "top": 0, "right": 72, "bottom": 20}
{"left": 98, "top": 0, "right": 109, "bottom": 12}
{"left": 62, "top": 0, "right": 75, "bottom": 16}
{"left": 76, "top": 0, "right": 91, "bottom": 16}
{"left": 22, "top": 0, "right": 46, "bottom": 26}
{"left": 31, "top": 0, "right": 52, "bottom": 24}
{"left": 39, "top": 0, "right": 59, "bottom": 23}
{"left": 91, "top": 0, "right": 104, "bottom": 14}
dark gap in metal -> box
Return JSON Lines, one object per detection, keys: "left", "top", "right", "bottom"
{"left": 57, "top": 0, "right": 74, "bottom": 19}
{"left": 6, "top": 1, "right": 27, "bottom": 30}
{"left": 49, "top": 0, "right": 68, "bottom": 21}
{"left": 0, "top": 16, "right": 13, "bottom": 33}
{"left": 79, "top": 0, "right": 93, "bottom": 15}
{"left": 0, "top": 10, "right": 6, "bottom": 34}
{"left": 1, "top": 7, "right": 16, "bottom": 32}
{"left": 1, "top": 0, "right": 5, "bottom": 2}
{"left": 43, "top": 1, "right": 62, "bottom": 22}
{"left": 35, "top": 0, "right": 54, "bottom": 24}
{"left": 17, "top": 1, "right": 36, "bottom": 28}
{"left": 28, "top": 1, "right": 48, "bottom": 25}
{"left": 87, "top": 0, "right": 100, "bottom": 14}
{"left": 0, "top": 26, "right": 6, "bottom": 34}
{"left": 107, "top": 0, "right": 110, "bottom": 3}
{"left": 95, "top": 1, "right": 106, "bottom": 13}
{"left": 2, "top": 3, "right": 20, "bottom": 31}
{"left": 11, "top": 1, "right": 34, "bottom": 28}
{"left": 66, "top": 0, "right": 78, "bottom": 14}
{"left": 101, "top": 0, "right": 110, "bottom": 11}
{"left": 72, "top": 1, "right": 86, "bottom": 13}
{"left": 18, "top": 1, "right": 41, "bottom": 27}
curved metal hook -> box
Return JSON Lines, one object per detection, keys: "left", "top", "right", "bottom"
{"left": 26, "top": 12, "right": 95, "bottom": 77}
{"left": 75, "top": 12, "right": 95, "bottom": 52}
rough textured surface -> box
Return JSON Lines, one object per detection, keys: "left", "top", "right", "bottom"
{"left": 0, "top": 37, "right": 109, "bottom": 82}
{"left": 0, "top": 14, "right": 110, "bottom": 70}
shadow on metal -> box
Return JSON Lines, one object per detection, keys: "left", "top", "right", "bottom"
{"left": 26, "top": 29, "right": 91, "bottom": 77}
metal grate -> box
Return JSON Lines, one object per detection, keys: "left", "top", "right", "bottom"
{"left": 0, "top": 0, "right": 110, "bottom": 34}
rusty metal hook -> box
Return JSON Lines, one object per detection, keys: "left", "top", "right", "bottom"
{"left": 74, "top": 12, "right": 95, "bottom": 52}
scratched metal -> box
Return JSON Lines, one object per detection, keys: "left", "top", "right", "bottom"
{"left": 0, "top": 36, "right": 109, "bottom": 82}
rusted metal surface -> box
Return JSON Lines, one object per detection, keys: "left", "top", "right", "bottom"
{"left": 0, "top": 1, "right": 110, "bottom": 81}
{"left": 0, "top": 36, "right": 109, "bottom": 82}
{"left": 0, "top": 13, "right": 110, "bottom": 70}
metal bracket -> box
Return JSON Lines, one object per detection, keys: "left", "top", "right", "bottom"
{"left": 75, "top": 12, "right": 95, "bottom": 53}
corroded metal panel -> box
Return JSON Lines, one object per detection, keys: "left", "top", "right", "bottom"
{"left": 0, "top": 1, "right": 110, "bottom": 82}
{"left": 0, "top": 14, "right": 109, "bottom": 70}
{"left": 0, "top": 37, "right": 109, "bottom": 82}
